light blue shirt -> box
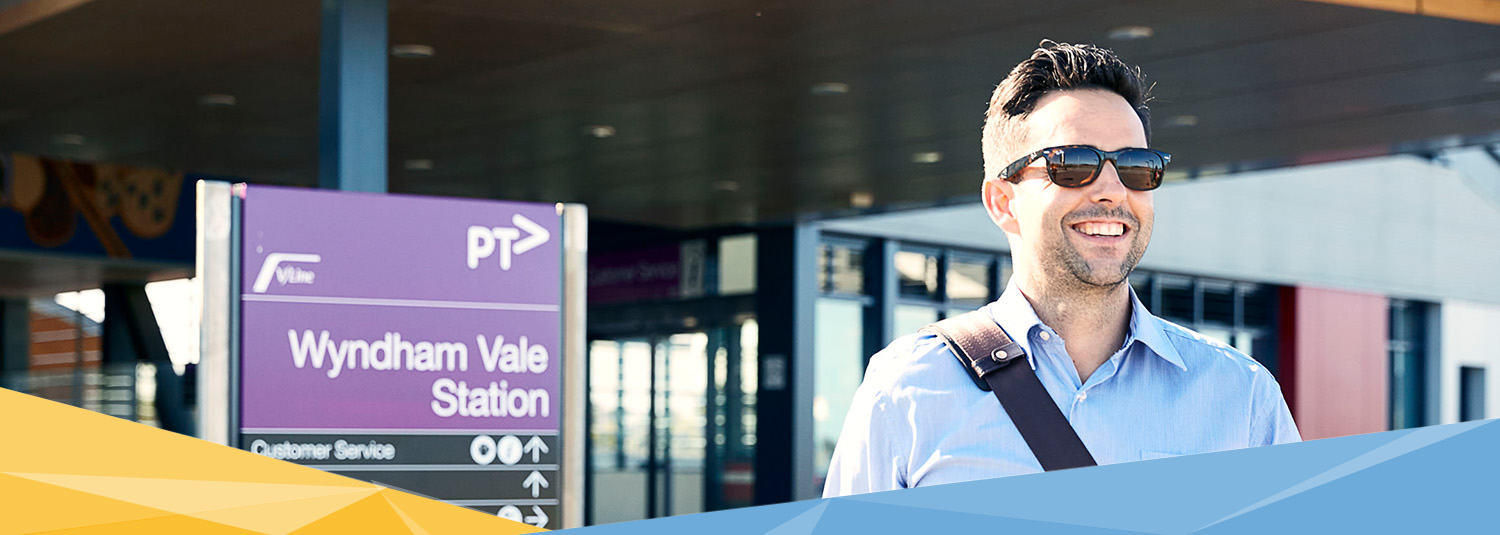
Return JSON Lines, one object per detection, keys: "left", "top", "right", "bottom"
{"left": 823, "top": 282, "right": 1300, "bottom": 497}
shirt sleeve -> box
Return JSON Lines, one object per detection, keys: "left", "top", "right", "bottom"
{"left": 1250, "top": 373, "right": 1302, "bottom": 446}
{"left": 822, "top": 380, "right": 906, "bottom": 497}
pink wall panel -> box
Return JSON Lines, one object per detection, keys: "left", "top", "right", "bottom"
{"left": 1288, "top": 286, "right": 1389, "bottom": 440}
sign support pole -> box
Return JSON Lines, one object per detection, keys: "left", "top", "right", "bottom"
{"left": 560, "top": 203, "right": 588, "bottom": 529}
{"left": 195, "top": 181, "right": 235, "bottom": 445}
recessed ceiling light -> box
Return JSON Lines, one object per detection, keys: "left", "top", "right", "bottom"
{"left": 850, "top": 190, "right": 874, "bottom": 208}
{"left": 197, "top": 94, "right": 237, "bottom": 107}
{"left": 584, "top": 125, "right": 616, "bottom": 138}
{"left": 810, "top": 82, "right": 850, "bottom": 96}
{"left": 1107, "top": 26, "right": 1154, "bottom": 40}
{"left": 911, "top": 151, "right": 943, "bottom": 163}
{"left": 391, "top": 44, "right": 436, "bottom": 59}
{"left": 52, "top": 134, "right": 85, "bottom": 146}
{"left": 1164, "top": 114, "right": 1199, "bottom": 127}
{"left": 402, "top": 159, "right": 434, "bottom": 171}
{"left": 1484, "top": 69, "right": 1500, "bottom": 83}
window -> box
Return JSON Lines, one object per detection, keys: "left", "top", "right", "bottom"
{"left": 893, "top": 305, "right": 939, "bottom": 340}
{"left": 894, "top": 249, "right": 939, "bottom": 299}
{"left": 813, "top": 299, "right": 864, "bottom": 494}
{"left": 718, "top": 234, "right": 757, "bottom": 295}
{"left": 812, "top": 236, "right": 871, "bottom": 495}
{"left": 818, "top": 241, "right": 866, "bottom": 296}
{"left": 1129, "top": 271, "right": 1153, "bottom": 311}
{"left": 1132, "top": 271, "right": 1281, "bottom": 376}
{"left": 946, "top": 255, "right": 992, "bottom": 309}
{"left": 1157, "top": 275, "right": 1195, "bottom": 324}
{"left": 1389, "top": 300, "right": 1430, "bottom": 429}
{"left": 1200, "top": 280, "right": 1235, "bottom": 326}
{"left": 1240, "top": 284, "right": 1275, "bottom": 328}
{"left": 1460, "top": 366, "right": 1486, "bottom": 422}
{"left": 893, "top": 247, "right": 1006, "bottom": 337}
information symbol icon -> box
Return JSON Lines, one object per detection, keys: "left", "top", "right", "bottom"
{"left": 497, "top": 435, "right": 524, "bottom": 465}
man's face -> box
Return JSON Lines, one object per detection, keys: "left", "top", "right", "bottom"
{"left": 986, "top": 89, "right": 1154, "bottom": 289}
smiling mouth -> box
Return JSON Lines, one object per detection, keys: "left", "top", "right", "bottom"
{"left": 1070, "top": 221, "right": 1127, "bottom": 237}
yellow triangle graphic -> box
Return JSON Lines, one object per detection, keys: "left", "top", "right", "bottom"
{"left": 7, "top": 472, "right": 376, "bottom": 529}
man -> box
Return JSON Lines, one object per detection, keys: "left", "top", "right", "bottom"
{"left": 822, "top": 41, "right": 1299, "bottom": 496}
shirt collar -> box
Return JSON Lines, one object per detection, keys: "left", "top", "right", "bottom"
{"left": 1126, "top": 283, "right": 1187, "bottom": 371}
{"left": 983, "top": 279, "right": 1187, "bottom": 371}
{"left": 983, "top": 281, "right": 1047, "bottom": 368}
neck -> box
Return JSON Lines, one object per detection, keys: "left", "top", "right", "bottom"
{"left": 1013, "top": 268, "right": 1133, "bottom": 382}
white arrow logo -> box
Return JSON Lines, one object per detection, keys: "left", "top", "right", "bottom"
{"left": 466, "top": 214, "right": 551, "bottom": 270}
{"left": 522, "top": 470, "right": 549, "bottom": 498}
{"left": 524, "top": 505, "right": 548, "bottom": 528}
{"left": 523, "top": 436, "right": 549, "bottom": 463}
{"left": 512, "top": 214, "right": 549, "bottom": 255}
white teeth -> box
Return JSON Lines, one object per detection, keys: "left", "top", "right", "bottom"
{"left": 1074, "top": 222, "right": 1124, "bottom": 237}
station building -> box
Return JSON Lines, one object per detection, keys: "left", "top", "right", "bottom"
{"left": 1, "top": 0, "right": 1499, "bottom": 527}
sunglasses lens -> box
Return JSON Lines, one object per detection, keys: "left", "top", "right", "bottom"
{"left": 1049, "top": 147, "right": 1102, "bottom": 187}
{"left": 1115, "top": 150, "right": 1165, "bottom": 190}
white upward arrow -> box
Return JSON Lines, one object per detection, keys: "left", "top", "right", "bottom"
{"left": 522, "top": 470, "right": 549, "bottom": 498}
{"left": 524, "top": 505, "right": 548, "bottom": 528}
{"left": 523, "top": 436, "right": 549, "bottom": 463}
{"left": 512, "top": 214, "right": 549, "bottom": 255}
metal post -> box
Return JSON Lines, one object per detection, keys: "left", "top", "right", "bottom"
{"left": 318, "top": 0, "right": 388, "bottom": 193}
{"left": 703, "top": 327, "right": 722, "bottom": 512}
{"left": 753, "top": 223, "right": 818, "bottom": 504}
{"left": 196, "top": 180, "right": 235, "bottom": 445}
{"left": 561, "top": 203, "right": 589, "bottom": 528}
{"left": 864, "top": 239, "right": 897, "bottom": 362}
{"left": 0, "top": 299, "right": 30, "bottom": 394}
{"left": 646, "top": 336, "right": 659, "bottom": 518}
{"left": 100, "top": 286, "right": 138, "bottom": 422}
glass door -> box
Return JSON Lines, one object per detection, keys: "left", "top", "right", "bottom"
{"left": 653, "top": 333, "right": 707, "bottom": 518}
{"left": 586, "top": 316, "right": 758, "bottom": 524}
{"left": 587, "top": 337, "right": 653, "bottom": 524}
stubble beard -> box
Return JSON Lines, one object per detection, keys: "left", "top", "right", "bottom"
{"left": 1039, "top": 218, "right": 1150, "bottom": 298}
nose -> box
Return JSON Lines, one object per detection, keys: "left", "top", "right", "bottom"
{"left": 1088, "top": 160, "right": 1129, "bottom": 205}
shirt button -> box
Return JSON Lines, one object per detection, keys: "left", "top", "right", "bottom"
{"left": 1039, "top": 331, "right": 1052, "bottom": 341}
{"left": 1075, "top": 391, "right": 1087, "bottom": 403}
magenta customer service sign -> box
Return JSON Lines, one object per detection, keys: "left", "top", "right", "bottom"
{"left": 238, "top": 185, "right": 561, "bottom": 432}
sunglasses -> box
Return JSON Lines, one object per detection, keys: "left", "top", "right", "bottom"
{"left": 998, "top": 145, "right": 1171, "bottom": 191}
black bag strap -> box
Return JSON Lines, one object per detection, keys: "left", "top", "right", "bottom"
{"left": 921, "top": 311, "right": 1098, "bottom": 471}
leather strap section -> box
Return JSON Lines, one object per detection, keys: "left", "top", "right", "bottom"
{"left": 922, "top": 311, "right": 1098, "bottom": 472}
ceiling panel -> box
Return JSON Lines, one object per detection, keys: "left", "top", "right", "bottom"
{"left": 1, "top": 0, "right": 1498, "bottom": 231}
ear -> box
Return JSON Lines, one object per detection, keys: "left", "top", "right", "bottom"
{"left": 982, "top": 178, "right": 1021, "bottom": 234}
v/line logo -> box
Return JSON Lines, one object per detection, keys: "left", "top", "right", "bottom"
{"left": 252, "top": 253, "right": 322, "bottom": 293}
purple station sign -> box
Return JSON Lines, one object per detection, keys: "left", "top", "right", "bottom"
{"left": 236, "top": 185, "right": 564, "bottom": 526}
{"left": 240, "top": 185, "right": 561, "bottom": 432}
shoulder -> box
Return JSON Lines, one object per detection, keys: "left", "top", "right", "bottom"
{"left": 861, "top": 331, "right": 975, "bottom": 402}
{"left": 1153, "top": 317, "right": 1282, "bottom": 394}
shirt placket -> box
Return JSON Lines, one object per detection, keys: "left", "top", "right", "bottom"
{"left": 1036, "top": 327, "right": 1127, "bottom": 421}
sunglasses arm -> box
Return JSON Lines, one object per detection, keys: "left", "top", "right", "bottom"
{"left": 999, "top": 148, "right": 1049, "bottom": 183}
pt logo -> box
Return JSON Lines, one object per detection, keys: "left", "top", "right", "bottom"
{"left": 252, "top": 253, "right": 322, "bottom": 293}
{"left": 467, "top": 214, "right": 550, "bottom": 270}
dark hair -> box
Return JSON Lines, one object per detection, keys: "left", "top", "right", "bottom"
{"left": 982, "top": 40, "right": 1153, "bottom": 181}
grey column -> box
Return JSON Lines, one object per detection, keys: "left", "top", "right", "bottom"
{"left": 318, "top": 0, "right": 388, "bottom": 193}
